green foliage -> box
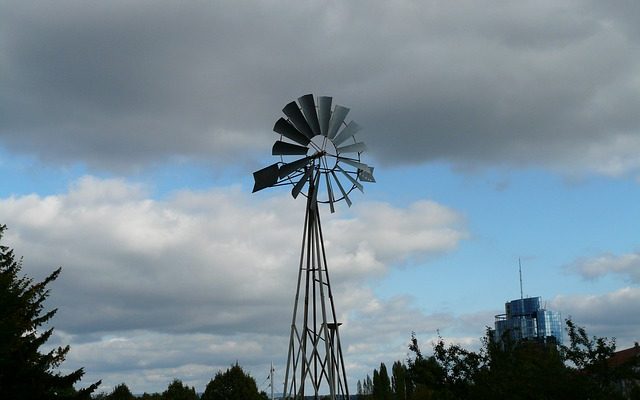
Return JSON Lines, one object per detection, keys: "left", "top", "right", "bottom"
{"left": 406, "top": 333, "right": 445, "bottom": 399}
{"left": 201, "top": 363, "right": 263, "bottom": 400}
{"left": 361, "top": 321, "right": 640, "bottom": 400}
{"left": 140, "top": 392, "right": 163, "bottom": 400}
{"left": 358, "top": 374, "right": 373, "bottom": 398}
{"left": 473, "top": 334, "right": 577, "bottom": 399}
{"left": 0, "top": 224, "right": 100, "bottom": 400}
{"left": 162, "top": 379, "right": 198, "bottom": 400}
{"left": 557, "top": 319, "right": 630, "bottom": 399}
{"left": 372, "top": 363, "right": 392, "bottom": 400}
{"left": 391, "top": 361, "right": 407, "bottom": 400}
{"left": 106, "top": 383, "right": 135, "bottom": 400}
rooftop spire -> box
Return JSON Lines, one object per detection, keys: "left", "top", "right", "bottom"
{"left": 519, "top": 258, "right": 524, "bottom": 300}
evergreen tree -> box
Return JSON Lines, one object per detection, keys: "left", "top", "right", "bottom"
{"left": 372, "top": 369, "right": 380, "bottom": 399}
{"left": 391, "top": 361, "right": 407, "bottom": 400}
{"left": 0, "top": 224, "right": 100, "bottom": 399}
{"left": 161, "top": 379, "right": 198, "bottom": 400}
{"left": 378, "top": 363, "right": 392, "bottom": 400}
{"left": 106, "top": 383, "right": 135, "bottom": 400}
{"left": 365, "top": 374, "right": 373, "bottom": 395}
{"left": 201, "top": 363, "right": 263, "bottom": 400}
{"left": 139, "top": 392, "right": 163, "bottom": 400}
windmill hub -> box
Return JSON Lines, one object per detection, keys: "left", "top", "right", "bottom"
{"left": 307, "top": 134, "right": 338, "bottom": 169}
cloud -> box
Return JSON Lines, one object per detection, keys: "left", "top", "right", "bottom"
{"left": 567, "top": 251, "right": 640, "bottom": 283}
{"left": 0, "top": 175, "right": 467, "bottom": 392}
{"left": 2, "top": 0, "right": 640, "bottom": 176}
{"left": 551, "top": 287, "right": 640, "bottom": 349}
{"left": 0, "top": 176, "right": 467, "bottom": 335}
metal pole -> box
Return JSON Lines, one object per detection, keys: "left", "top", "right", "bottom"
{"left": 270, "top": 362, "right": 274, "bottom": 400}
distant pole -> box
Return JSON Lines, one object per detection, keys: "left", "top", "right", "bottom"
{"left": 270, "top": 362, "right": 274, "bottom": 400}
{"left": 519, "top": 258, "right": 524, "bottom": 300}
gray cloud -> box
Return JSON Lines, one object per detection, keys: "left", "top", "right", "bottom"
{"left": 567, "top": 251, "right": 640, "bottom": 283}
{"left": 0, "top": 176, "right": 467, "bottom": 391}
{"left": 551, "top": 287, "right": 640, "bottom": 349}
{"left": 0, "top": 176, "right": 466, "bottom": 335}
{"left": 1, "top": 0, "right": 640, "bottom": 175}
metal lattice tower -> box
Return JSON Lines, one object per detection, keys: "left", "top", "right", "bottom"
{"left": 252, "top": 94, "right": 375, "bottom": 399}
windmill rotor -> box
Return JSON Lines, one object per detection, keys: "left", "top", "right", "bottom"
{"left": 252, "top": 94, "right": 375, "bottom": 212}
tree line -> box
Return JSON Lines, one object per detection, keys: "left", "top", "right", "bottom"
{"left": 356, "top": 326, "right": 640, "bottom": 400}
{"left": 93, "top": 364, "right": 268, "bottom": 400}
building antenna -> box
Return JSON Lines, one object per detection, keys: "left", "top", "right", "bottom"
{"left": 519, "top": 258, "right": 524, "bottom": 300}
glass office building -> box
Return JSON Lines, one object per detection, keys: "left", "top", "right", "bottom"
{"left": 494, "top": 296, "right": 563, "bottom": 345}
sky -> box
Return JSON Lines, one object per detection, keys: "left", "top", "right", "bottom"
{"left": 1, "top": 0, "right": 639, "bottom": 394}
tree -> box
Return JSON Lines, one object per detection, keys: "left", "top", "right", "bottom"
{"left": 372, "top": 363, "right": 392, "bottom": 400}
{"left": 139, "top": 392, "right": 163, "bottom": 400}
{"left": 365, "top": 374, "right": 373, "bottom": 396}
{"left": 359, "top": 374, "right": 373, "bottom": 398}
{"left": 391, "top": 361, "right": 407, "bottom": 400}
{"left": 201, "top": 363, "right": 264, "bottom": 400}
{"left": 0, "top": 224, "right": 100, "bottom": 399}
{"left": 431, "top": 335, "right": 483, "bottom": 399}
{"left": 372, "top": 369, "right": 380, "bottom": 398}
{"left": 559, "top": 319, "right": 632, "bottom": 400}
{"left": 106, "top": 383, "right": 135, "bottom": 400}
{"left": 473, "top": 332, "right": 575, "bottom": 400}
{"left": 406, "top": 333, "right": 445, "bottom": 399}
{"left": 161, "top": 379, "right": 198, "bottom": 400}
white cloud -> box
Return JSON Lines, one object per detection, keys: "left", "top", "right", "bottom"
{"left": 0, "top": 175, "right": 467, "bottom": 392}
{"left": 567, "top": 251, "right": 640, "bottom": 283}
{"left": 551, "top": 287, "right": 640, "bottom": 349}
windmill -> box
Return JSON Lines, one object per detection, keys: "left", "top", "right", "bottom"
{"left": 252, "top": 94, "right": 375, "bottom": 399}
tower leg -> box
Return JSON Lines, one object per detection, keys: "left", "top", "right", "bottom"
{"left": 283, "top": 178, "right": 349, "bottom": 399}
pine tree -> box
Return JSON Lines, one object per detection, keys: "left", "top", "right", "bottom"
{"left": 161, "top": 379, "right": 198, "bottom": 400}
{"left": 373, "top": 363, "right": 392, "bottom": 400}
{"left": 365, "top": 374, "right": 373, "bottom": 395}
{"left": 106, "top": 383, "right": 135, "bottom": 400}
{"left": 391, "top": 361, "right": 407, "bottom": 400}
{"left": 0, "top": 224, "right": 100, "bottom": 399}
{"left": 201, "top": 363, "right": 264, "bottom": 400}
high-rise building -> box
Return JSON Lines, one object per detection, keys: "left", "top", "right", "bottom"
{"left": 493, "top": 296, "right": 563, "bottom": 345}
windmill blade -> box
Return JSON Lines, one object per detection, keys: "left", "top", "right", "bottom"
{"left": 337, "top": 157, "right": 372, "bottom": 175}
{"left": 337, "top": 164, "right": 363, "bottom": 193}
{"left": 273, "top": 140, "right": 309, "bottom": 156}
{"left": 325, "top": 172, "right": 335, "bottom": 213}
{"left": 283, "top": 101, "right": 314, "bottom": 139}
{"left": 292, "top": 167, "right": 312, "bottom": 199}
{"left": 279, "top": 156, "right": 312, "bottom": 178}
{"left": 274, "top": 118, "right": 310, "bottom": 146}
{"left": 317, "top": 96, "right": 332, "bottom": 136}
{"left": 298, "top": 94, "right": 321, "bottom": 136}
{"left": 331, "top": 170, "right": 352, "bottom": 207}
{"left": 252, "top": 163, "right": 280, "bottom": 193}
{"left": 336, "top": 142, "right": 367, "bottom": 154}
{"left": 327, "top": 105, "right": 350, "bottom": 139}
{"left": 332, "top": 121, "right": 362, "bottom": 146}
{"left": 358, "top": 166, "right": 376, "bottom": 183}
